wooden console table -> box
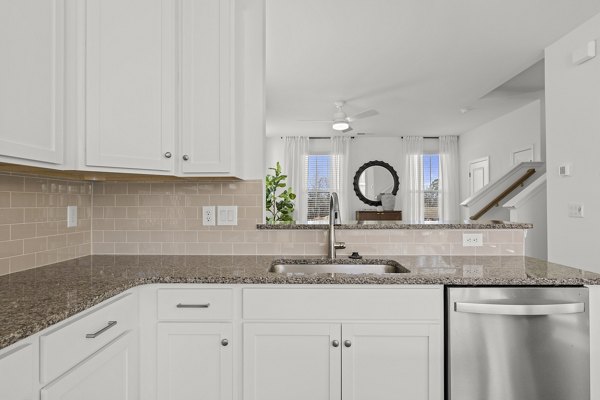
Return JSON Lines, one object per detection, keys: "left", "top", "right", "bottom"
{"left": 356, "top": 210, "right": 402, "bottom": 223}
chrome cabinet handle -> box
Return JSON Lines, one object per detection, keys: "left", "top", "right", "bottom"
{"left": 454, "top": 302, "right": 585, "bottom": 316}
{"left": 344, "top": 340, "right": 352, "bottom": 348}
{"left": 176, "top": 303, "right": 210, "bottom": 308}
{"left": 182, "top": 154, "right": 190, "bottom": 161}
{"left": 332, "top": 340, "right": 339, "bottom": 348}
{"left": 86, "top": 321, "right": 117, "bottom": 339}
{"left": 221, "top": 339, "right": 229, "bottom": 347}
{"left": 164, "top": 152, "right": 172, "bottom": 158}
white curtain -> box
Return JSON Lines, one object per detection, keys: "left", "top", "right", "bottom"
{"left": 331, "top": 136, "right": 351, "bottom": 223}
{"left": 399, "top": 136, "right": 424, "bottom": 223}
{"left": 284, "top": 136, "right": 309, "bottom": 223}
{"left": 438, "top": 135, "right": 460, "bottom": 223}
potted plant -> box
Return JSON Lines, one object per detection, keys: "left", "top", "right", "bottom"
{"left": 265, "top": 162, "right": 296, "bottom": 224}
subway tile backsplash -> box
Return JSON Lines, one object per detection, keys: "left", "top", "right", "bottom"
{"left": 0, "top": 173, "right": 92, "bottom": 275}
{"left": 0, "top": 173, "right": 526, "bottom": 276}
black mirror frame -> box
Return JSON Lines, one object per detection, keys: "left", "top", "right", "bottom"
{"left": 352, "top": 160, "right": 400, "bottom": 207}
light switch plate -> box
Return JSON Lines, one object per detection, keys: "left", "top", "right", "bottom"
{"left": 67, "top": 206, "right": 77, "bottom": 228}
{"left": 568, "top": 202, "right": 584, "bottom": 218}
{"left": 463, "top": 233, "right": 483, "bottom": 247}
{"left": 217, "top": 206, "right": 238, "bottom": 226}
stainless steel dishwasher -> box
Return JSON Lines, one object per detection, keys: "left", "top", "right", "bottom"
{"left": 447, "top": 287, "right": 589, "bottom": 400}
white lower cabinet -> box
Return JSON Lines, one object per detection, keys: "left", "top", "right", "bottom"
{"left": 243, "top": 322, "right": 441, "bottom": 400}
{"left": 156, "top": 323, "right": 233, "bottom": 400}
{"left": 0, "top": 343, "right": 35, "bottom": 400}
{"left": 40, "top": 331, "right": 138, "bottom": 400}
{"left": 243, "top": 323, "right": 341, "bottom": 400}
{"left": 342, "top": 323, "right": 442, "bottom": 400}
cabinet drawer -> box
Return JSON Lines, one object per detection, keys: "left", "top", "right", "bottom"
{"left": 157, "top": 288, "right": 233, "bottom": 321}
{"left": 243, "top": 287, "right": 442, "bottom": 321}
{"left": 40, "top": 293, "right": 136, "bottom": 384}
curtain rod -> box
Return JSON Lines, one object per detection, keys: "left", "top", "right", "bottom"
{"left": 401, "top": 136, "right": 439, "bottom": 139}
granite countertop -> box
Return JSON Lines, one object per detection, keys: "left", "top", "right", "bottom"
{"left": 1, "top": 254, "right": 599, "bottom": 350}
{"left": 256, "top": 222, "right": 534, "bottom": 230}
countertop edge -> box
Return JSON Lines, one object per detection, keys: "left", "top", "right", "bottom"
{"left": 256, "top": 223, "right": 534, "bottom": 230}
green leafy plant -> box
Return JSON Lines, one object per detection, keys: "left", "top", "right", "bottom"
{"left": 265, "top": 162, "right": 296, "bottom": 224}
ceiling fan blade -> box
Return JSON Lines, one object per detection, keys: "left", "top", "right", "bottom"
{"left": 296, "top": 120, "right": 332, "bottom": 123}
{"left": 342, "top": 126, "right": 353, "bottom": 133}
{"left": 347, "top": 109, "right": 378, "bottom": 122}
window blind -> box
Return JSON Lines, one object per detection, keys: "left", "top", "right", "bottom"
{"left": 304, "top": 154, "right": 339, "bottom": 224}
{"left": 423, "top": 154, "right": 440, "bottom": 221}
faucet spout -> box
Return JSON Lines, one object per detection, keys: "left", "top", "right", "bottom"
{"left": 328, "top": 193, "right": 345, "bottom": 259}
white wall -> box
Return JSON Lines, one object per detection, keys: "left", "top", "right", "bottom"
{"left": 545, "top": 13, "right": 600, "bottom": 272}
{"left": 459, "top": 100, "right": 543, "bottom": 213}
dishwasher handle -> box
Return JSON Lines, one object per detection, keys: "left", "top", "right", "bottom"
{"left": 454, "top": 301, "right": 585, "bottom": 316}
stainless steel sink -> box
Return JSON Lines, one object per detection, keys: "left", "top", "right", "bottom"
{"left": 268, "top": 259, "right": 409, "bottom": 275}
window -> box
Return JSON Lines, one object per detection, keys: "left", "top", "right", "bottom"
{"left": 305, "top": 154, "right": 338, "bottom": 224}
{"left": 423, "top": 154, "right": 440, "bottom": 222}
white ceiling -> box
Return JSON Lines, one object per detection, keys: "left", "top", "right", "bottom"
{"left": 266, "top": 0, "right": 600, "bottom": 137}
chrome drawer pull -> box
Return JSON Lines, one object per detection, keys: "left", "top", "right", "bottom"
{"left": 176, "top": 303, "right": 211, "bottom": 309}
{"left": 86, "top": 321, "right": 117, "bottom": 339}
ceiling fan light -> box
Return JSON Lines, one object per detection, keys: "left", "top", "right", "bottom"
{"left": 332, "top": 120, "right": 350, "bottom": 131}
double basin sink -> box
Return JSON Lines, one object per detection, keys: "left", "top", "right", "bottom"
{"left": 268, "top": 259, "right": 409, "bottom": 275}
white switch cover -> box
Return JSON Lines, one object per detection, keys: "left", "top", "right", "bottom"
{"left": 67, "top": 206, "right": 77, "bottom": 228}
{"left": 202, "top": 206, "right": 216, "bottom": 226}
{"left": 217, "top": 206, "right": 238, "bottom": 225}
{"left": 463, "top": 233, "right": 483, "bottom": 247}
{"left": 568, "top": 202, "right": 584, "bottom": 218}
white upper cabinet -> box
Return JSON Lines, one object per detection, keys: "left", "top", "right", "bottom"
{"left": 0, "top": 0, "right": 65, "bottom": 166}
{"left": 179, "top": 0, "right": 233, "bottom": 174}
{"left": 84, "top": 0, "right": 234, "bottom": 175}
{"left": 84, "top": 0, "right": 175, "bottom": 173}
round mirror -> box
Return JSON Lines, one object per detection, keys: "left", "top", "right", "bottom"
{"left": 353, "top": 161, "right": 399, "bottom": 206}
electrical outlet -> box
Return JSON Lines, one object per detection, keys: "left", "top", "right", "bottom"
{"left": 67, "top": 206, "right": 77, "bottom": 228}
{"left": 217, "top": 206, "right": 238, "bottom": 226}
{"left": 463, "top": 265, "right": 484, "bottom": 278}
{"left": 568, "top": 202, "right": 584, "bottom": 218}
{"left": 202, "top": 206, "right": 216, "bottom": 226}
{"left": 463, "top": 233, "right": 483, "bottom": 247}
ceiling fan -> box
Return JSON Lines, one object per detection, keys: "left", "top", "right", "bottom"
{"left": 298, "top": 101, "right": 379, "bottom": 133}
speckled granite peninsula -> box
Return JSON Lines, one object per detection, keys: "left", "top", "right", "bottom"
{"left": 256, "top": 222, "right": 534, "bottom": 229}
{"left": 1, "top": 254, "right": 599, "bottom": 350}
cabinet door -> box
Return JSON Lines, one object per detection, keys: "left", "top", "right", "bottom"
{"left": 85, "top": 0, "right": 175, "bottom": 172}
{"left": 179, "top": 0, "right": 232, "bottom": 174}
{"left": 0, "top": 343, "right": 34, "bottom": 400}
{"left": 0, "top": 0, "right": 64, "bottom": 165}
{"left": 41, "top": 331, "right": 139, "bottom": 400}
{"left": 342, "top": 324, "right": 442, "bottom": 400}
{"left": 244, "top": 323, "right": 341, "bottom": 400}
{"left": 157, "top": 323, "right": 233, "bottom": 400}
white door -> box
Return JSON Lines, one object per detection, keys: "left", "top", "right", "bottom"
{"left": 157, "top": 323, "right": 233, "bottom": 400}
{"left": 0, "top": 344, "right": 34, "bottom": 400}
{"left": 469, "top": 157, "right": 490, "bottom": 195}
{"left": 511, "top": 145, "right": 534, "bottom": 165}
{"left": 342, "top": 324, "right": 442, "bottom": 400}
{"left": 41, "top": 331, "right": 138, "bottom": 400}
{"left": 85, "top": 0, "right": 175, "bottom": 172}
{"left": 244, "top": 323, "right": 342, "bottom": 400}
{"left": 0, "top": 0, "right": 65, "bottom": 165}
{"left": 179, "top": 0, "right": 232, "bottom": 174}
